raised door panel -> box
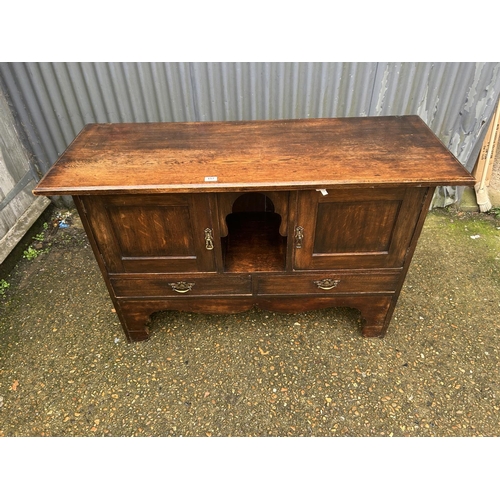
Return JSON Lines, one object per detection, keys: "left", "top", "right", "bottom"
{"left": 82, "top": 194, "right": 216, "bottom": 273}
{"left": 294, "top": 188, "right": 427, "bottom": 270}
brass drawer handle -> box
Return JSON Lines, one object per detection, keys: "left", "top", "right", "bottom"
{"left": 313, "top": 278, "right": 340, "bottom": 290}
{"left": 294, "top": 226, "right": 304, "bottom": 249}
{"left": 205, "top": 228, "right": 214, "bottom": 250}
{"left": 168, "top": 281, "right": 195, "bottom": 293}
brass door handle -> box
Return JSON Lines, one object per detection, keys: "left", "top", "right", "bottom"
{"left": 313, "top": 278, "right": 340, "bottom": 290}
{"left": 168, "top": 281, "right": 195, "bottom": 293}
{"left": 294, "top": 226, "right": 304, "bottom": 249}
{"left": 205, "top": 228, "right": 214, "bottom": 250}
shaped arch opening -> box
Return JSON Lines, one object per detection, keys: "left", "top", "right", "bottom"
{"left": 222, "top": 193, "right": 287, "bottom": 272}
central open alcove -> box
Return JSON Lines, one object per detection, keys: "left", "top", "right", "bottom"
{"left": 221, "top": 192, "right": 287, "bottom": 272}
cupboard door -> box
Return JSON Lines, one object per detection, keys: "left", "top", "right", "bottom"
{"left": 82, "top": 194, "right": 216, "bottom": 273}
{"left": 294, "top": 188, "right": 427, "bottom": 270}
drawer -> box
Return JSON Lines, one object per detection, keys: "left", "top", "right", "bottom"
{"left": 256, "top": 271, "right": 400, "bottom": 296}
{"left": 111, "top": 274, "right": 252, "bottom": 298}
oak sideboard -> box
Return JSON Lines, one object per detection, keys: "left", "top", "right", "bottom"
{"left": 34, "top": 116, "right": 475, "bottom": 342}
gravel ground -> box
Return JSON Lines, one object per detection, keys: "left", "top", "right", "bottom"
{"left": 0, "top": 205, "right": 499, "bottom": 437}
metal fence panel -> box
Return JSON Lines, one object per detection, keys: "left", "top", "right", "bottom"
{"left": 1, "top": 62, "right": 499, "bottom": 208}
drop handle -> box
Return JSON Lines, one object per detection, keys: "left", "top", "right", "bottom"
{"left": 205, "top": 228, "right": 214, "bottom": 250}
{"left": 294, "top": 226, "right": 304, "bottom": 249}
{"left": 168, "top": 281, "right": 195, "bottom": 293}
{"left": 313, "top": 278, "right": 340, "bottom": 290}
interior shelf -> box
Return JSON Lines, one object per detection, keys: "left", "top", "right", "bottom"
{"left": 223, "top": 212, "right": 287, "bottom": 272}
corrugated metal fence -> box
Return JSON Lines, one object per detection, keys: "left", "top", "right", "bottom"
{"left": 1, "top": 62, "right": 499, "bottom": 210}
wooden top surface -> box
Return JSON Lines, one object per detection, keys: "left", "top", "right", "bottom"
{"left": 33, "top": 116, "right": 474, "bottom": 195}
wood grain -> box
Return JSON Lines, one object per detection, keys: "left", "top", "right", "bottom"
{"left": 117, "top": 295, "right": 396, "bottom": 341}
{"left": 39, "top": 118, "right": 475, "bottom": 343}
{"left": 294, "top": 187, "right": 427, "bottom": 269}
{"left": 33, "top": 116, "right": 474, "bottom": 196}
{"left": 82, "top": 194, "right": 216, "bottom": 273}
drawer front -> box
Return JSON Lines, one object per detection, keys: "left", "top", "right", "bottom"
{"left": 256, "top": 271, "right": 400, "bottom": 296}
{"left": 111, "top": 274, "right": 252, "bottom": 298}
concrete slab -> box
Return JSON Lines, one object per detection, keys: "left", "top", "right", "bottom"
{"left": 459, "top": 186, "right": 500, "bottom": 212}
{"left": 0, "top": 196, "right": 51, "bottom": 265}
{"left": 460, "top": 186, "right": 480, "bottom": 212}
